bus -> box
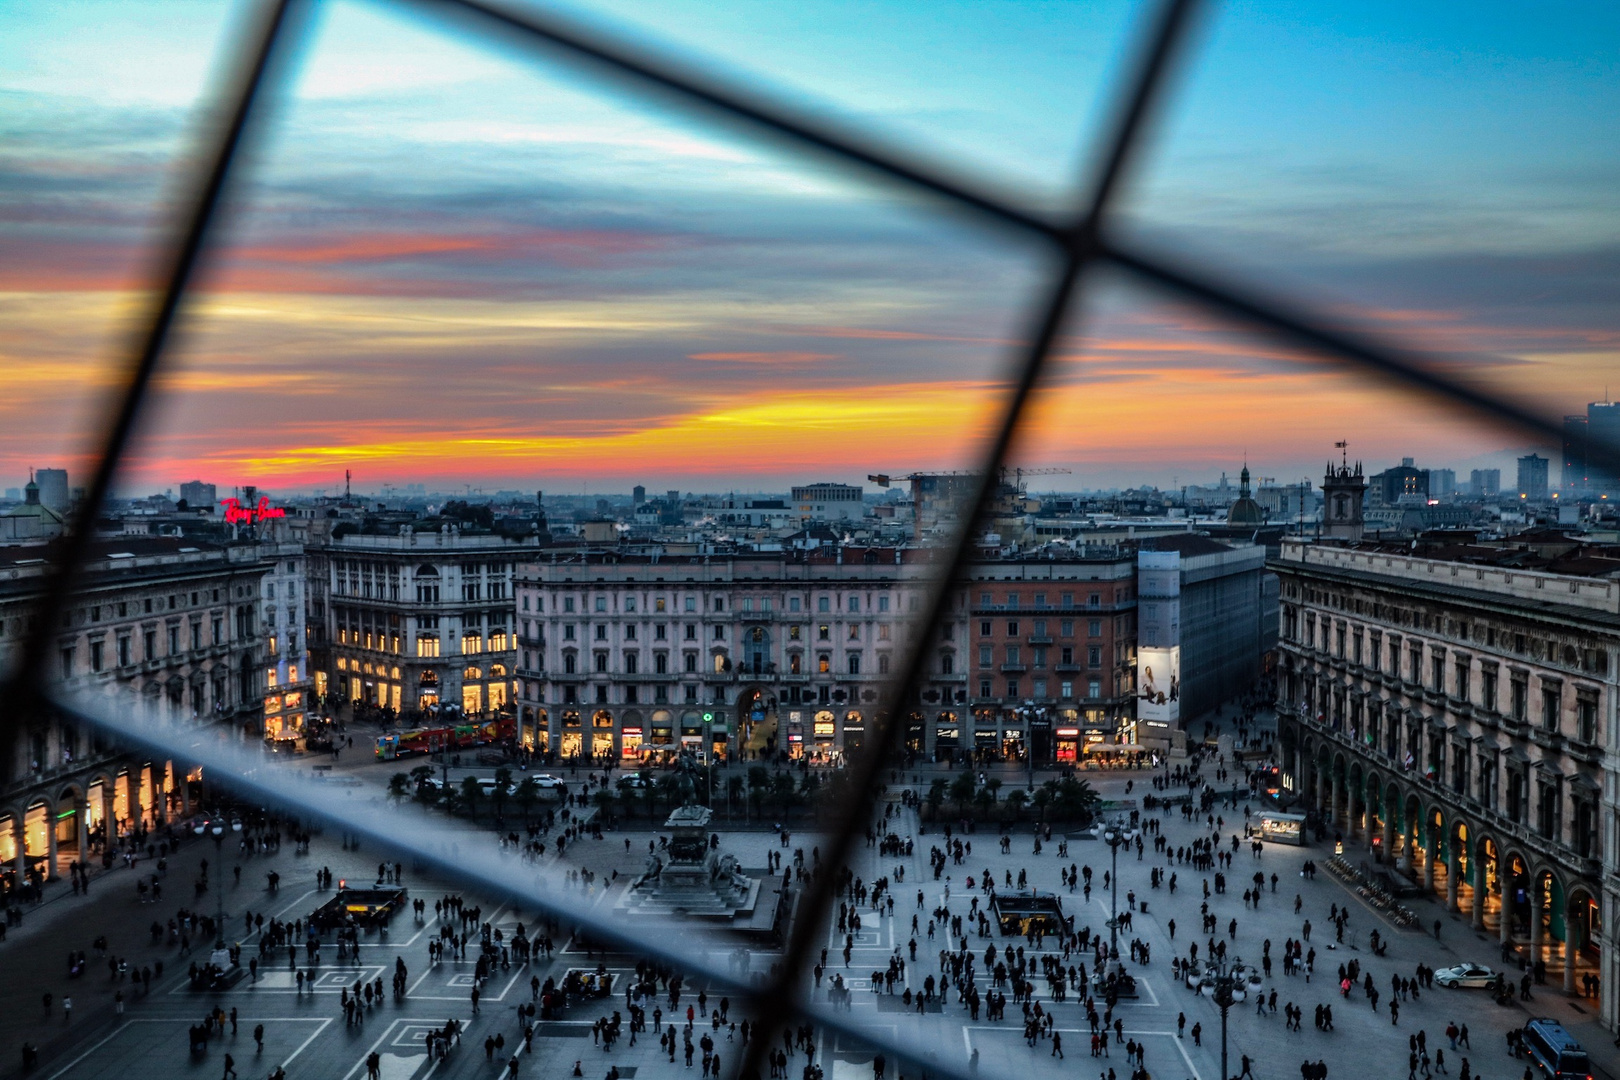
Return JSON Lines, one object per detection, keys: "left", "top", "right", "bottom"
{"left": 376, "top": 718, "right": 515, "bottom": 760}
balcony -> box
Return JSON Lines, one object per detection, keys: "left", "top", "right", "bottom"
{"left": 1027, "top": 635, "right": 1053, "bottom": 645}
{"left": 1000, "top": 664, "right": 1026, "bottom": 673}
{"left": 1053, "top": 663, "right": 1080, "bottom": 673}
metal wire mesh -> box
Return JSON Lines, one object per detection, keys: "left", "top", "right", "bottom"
{"left": 7, "top": 1, "right": 1614, "bottom": 1078}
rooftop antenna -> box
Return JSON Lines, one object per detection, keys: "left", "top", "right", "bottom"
{"left": 344, "top": 469, "right": 351, "bottom": 499}
{"left": 1336, "top": 440, "right": 1348, "bottom": 469}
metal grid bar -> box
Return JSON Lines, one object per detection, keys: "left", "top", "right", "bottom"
{"left": 7, "top": 1, "right": 1613, "bottom": 1078}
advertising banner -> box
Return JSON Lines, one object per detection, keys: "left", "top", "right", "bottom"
{"left": 1137, "top": 645, "right": 1181, "bottom": 725}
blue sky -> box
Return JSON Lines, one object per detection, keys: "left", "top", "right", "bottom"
{"left": 1, "top": 0, "right": 1616, "bottom": 494}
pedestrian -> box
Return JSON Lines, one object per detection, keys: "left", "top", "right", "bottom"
{"left": 222, "top": 1053, "right": 237, "bottom": 1080}
{"left": 1191, "top": 1022, "right": 1202, "bottom": 1047}
{"left": 255, "top": 1025, "right": 265, "bottom": 1053}
{"left": 62, "top": 997, "right": 72, "bottom": 1024}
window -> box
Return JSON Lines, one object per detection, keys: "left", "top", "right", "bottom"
{"left": 685, "top": 624, "right": 697, "bottom": 640}
{"left": 878, "top": 596, "right": 889, "bottom": 613}
{"left": 789, "top": 597, "right": 801, "bottom": 612}
{"left": 1454, "top": 659, "right": 1470, "bottom": 702}
{"left": 878, "top": 654, "right": 890, "bottom": 675}
{"left": 684, "top": 653, "right": 697, "bottom": 673}
{"left": 563, "top": 624, "right": 576, "bottom": 641}
{"left": 167, "top": 624, "right": 180, "bottom": 655}
{"left": 1087, "top": 646, "right": 1102, "bottom": 667}
{"left": 940, "top": 653, "right": 955, "bottom": 675}
{"left": 594, "top": 652, "right": 609, "bottom": 673}
{"left": 877, "top": 624, "right": 891, "bottom": 641}
{"left": 624, "top": 596, "right": 636, "bottom": 613}
{"left": 848, "top": 596, "right": 859, "bottom": 613}
{"left": 685, "top": 597, "right": 696, "bottom": 612}
{"left": 1005, "top": 645, "right": 1020, "bottom": 665}
{"left": 1006, "top": 621, "right": 1018, "bottom": 636}
{"left": 90, "top": 640, "right": 104, "bottom": 672}
{"left": 713, "top": 625, "right": 725, "bottom": 641}
{"left": 416, "top": 635, "right": 440, "bottom": 658}
{"left": 979, "top": 680, "right": 992, "bottom": 698}
{"left": 144, "top": 629, "right": 157, "bottom": 661}
{"left": 818, "top": 624, "right": 830, "bottom": 641}
{"left": 654, "top": 623, "right": 666, "bottom": 640}
{"left": 980, "top": 621, "right": 992, "bottom": 636}
{"left": 655, "top": 597, "right": 666, "bottom": 612}
{"left": 789, "top": 625, "right": 801, "bottom": 640}
{"left": 654, "top": 652, "right": 668, "bottom": 675}
{"left": 625, "top": 624, "right": 637, "bottom": 641}
{"left": 1007, "top": 593, "right": 1019, "bottom": 610}
{"left": 1510, "top": 674, "right": 1528, "bottom": 722}
{"left": 819, "top": 655, "right": 831, "bottom": 674}
{"left": 1032, "top": 646, "right": 1046, "bottom": 668}
{"left": 1088, "top": 678, "right": 1101, "bottom": 698}
{"left": 1006, "top": 679, "right": 1018, "bottom": 697}
{"left": 625, "top": 652, "right": 638, "bottom": 675}
{"left": 594, "top": 625, "right": 607, "bottom": 641}
{"left": 594, "top": 596, "right": 607, "bottom": 612}
{"left": 1481, "top": 667, "right": 1498, "bottom": 712}
{"left": 847, "top": 653, "right": 860, "bottom": 675}
{"left": 1541, "top": 684, "right": 1561, "bottom": 731}
{"left": 818, "top": 597, "right": 830, "bottom": 613}
{"left": 1088, "top": 593, "right": 1100, "bottom": 608}
{"left": 59, "top": 646, "right": 74, "bottom": 678}
{"left": 117, "top": 636, "right": 130, "bottom": 667}
{"left": 1061, "top": 646, "right": 1074, "bottom": 665}
{"left": 714, "top": 597, "right": 725, "bottom": 612}
{"left": 978, "top": 645, "right": 992, "bottom": 668}
{"left": 848, "top": 625, "right": 859, "bottom": 641}
{"left": 1577, "top": 693, "right": 1598, "bottom": 743}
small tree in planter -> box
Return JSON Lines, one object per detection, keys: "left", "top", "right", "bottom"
{"left": 459, "top": 775, "right": 482, "bottom": 818}
{"left": 513, "top": 778, "right": 541, "bottom": 824}
{"left": 947, "top": 772, "right": 976, "bottom": 818}
{"left": 925, "top": 778, "right": 948, "bottom": 821}
{"left": 1004, "top": 788, "right": 1028, "bottom": 822}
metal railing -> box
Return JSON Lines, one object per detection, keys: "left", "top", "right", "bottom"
{"left": 5, "top": 2, "right": 1618, "bottom": 1080}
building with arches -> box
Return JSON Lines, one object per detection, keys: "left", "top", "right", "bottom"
{"left": 1273, "top": 536, "right": 1620, "bottom": 1030}
{"left": 0, "top": 536, "right": 275, "bottom": 889}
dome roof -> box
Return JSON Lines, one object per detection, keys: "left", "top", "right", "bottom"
{"left": 1226, "top": 497, "right": 1265, "bottom": 526}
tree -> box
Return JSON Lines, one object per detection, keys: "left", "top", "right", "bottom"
{"left": 973, "top": 787, "right": 996, "bottom": 819}
{"left": 985, "top": 778, "right": 1003, "bottom": 804}
{"left": 1004, "top": 788, "right": 1028, "bottom": 822}
{"left": 459, "top": 775, "right": 483, "bottom": 817}
{"left": 513, "top": 778, "right": 541, "bottom": 824}
{"left": 387, "top": 773, "right": 410, "bottom": 805}
{"left": 925, "top": 778, "right": 948, "bottom": 819}
{"left": 409, "top": 764, "right": 437, "bottom": 802}
{"left": 592, "top": 788, "right": 618, "bottom": 823}
{"left": 492, "top": 767, "right": 513, "bottom": 818}
{"left": 748, "top": 766, "right": 771, "bottom": 816}
{"left": 947, "top": 772, "right": 977, "bottom": 817}
{"left": 727, "top": 775, "right": 746, "bottom": 822}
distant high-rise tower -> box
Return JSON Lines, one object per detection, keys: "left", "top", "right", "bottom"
{"left": 1470, "top": 468, "right": 1500, "bottom": 497}
{"left": 34, "top": 468, "right": 69, "bottom": 512}
{"left": 1517, "top": 454, "right": 1550, "bottom": 502}
{"left": 179, "top": 479, "right": 216, "bottom": 508}
{"left": 1588, "top": 401, "right": 1620, "bottom": 491}
{"left": 633, "top": 485, "right": 646, "bottom": 506}
{"left": 1322, "top": 444, "right": 1366, "bottom": 542}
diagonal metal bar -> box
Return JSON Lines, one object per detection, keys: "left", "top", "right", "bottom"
{"left": 734, "top": 4, "right": 1198, "bottom": 1076}
{"left": 417, "top": 0, "right": 1066, "bottom": 242}
{"left": 5, "top": 0, "right": 301, "bottom": 740}
{"left": 1103, "top": 242, "right": 1602, "bottom": 471}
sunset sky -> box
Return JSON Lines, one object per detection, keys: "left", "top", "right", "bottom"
{"left": 2, "top": 0, "right": 1617, "bottom": 496}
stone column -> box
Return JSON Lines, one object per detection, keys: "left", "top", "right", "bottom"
{"left": 76, "top": 800, "right": 89, "bottom": 864}
{"left": 12, "top": 818, "right": 25, "bottom": 880}
{"left": 1500, "top": 879, "right": 1513, "bottom": 946}
{"left": 1471, "top": 852, "right": 1486, "bottom": 930}
{"left": 1382, "top": 809, "right": 1396, "bottom": 865}
{"left": 101, "top": 785, "right": 116, "bottom": 848}
{"left": 1361, "top": 791, "right": 1373, "bottom": 847}
{"left": 1446, "top": 841, "right": 1460, "bottom": 912}
{"left": 1423, "top": 827, "right": 1437, "bottom": 893}
{"left": 1529, "top": 888, "right": 1544, "bottom": 963}
{"left": 44, "top": 810, "right": 57, "bottom": 882}
{"left": 179, "top": 772, "right": 191, "bottom": 817}
{"left": 1564, "top": 907, "right": 1578, "bottom": 994}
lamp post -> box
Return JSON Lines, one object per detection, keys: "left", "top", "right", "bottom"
{"left": 211, "top": 823, "right": 226, "bottom": 948}
{"left": 1199, "top": 952, "right": 1246, "bottom": 1080}
{"left": 1101, "top": 824, "right": 1134, "bottom": 983}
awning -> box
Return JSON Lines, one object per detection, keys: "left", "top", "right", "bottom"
{"left": 1086, "top": 742, "right": 1145, "bottom": 754}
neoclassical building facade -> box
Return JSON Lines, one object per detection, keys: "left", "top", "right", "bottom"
{"left": 0, "top": 536, "right": 275, "bottom": 890}
{"left": 1273, "top": 538, "right": 1620, "bottom": 1027}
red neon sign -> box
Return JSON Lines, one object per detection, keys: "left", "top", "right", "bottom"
{"left": 221, "top": 496, "right": 286, "bottom": 525}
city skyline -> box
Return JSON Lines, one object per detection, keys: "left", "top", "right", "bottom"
{"left": 2, "top": 0, "right": 1617, "bottom": 491}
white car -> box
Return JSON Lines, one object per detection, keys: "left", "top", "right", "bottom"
{"left": 529, "top": 774, "right": 567, "bottom": 790}
{"left": 1434, "top": 963, "right": 1496, "bottom": 988}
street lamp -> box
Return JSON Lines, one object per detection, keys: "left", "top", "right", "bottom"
{"left": 1101, "top": 824, "right": 1136, "bottom": 986}
{"left": 1199, "top": 952, "right": 1247, "bottom": 1080}
{"left": 211, "top": 822, "right": 226, "bottom": 948}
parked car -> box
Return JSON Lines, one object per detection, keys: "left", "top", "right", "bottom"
{"left": 616, "top": 776, "right": 649, "bottom": 790}
{"left": 530, "top": 774, "right": 568, "bottom": 790}
{"left": 1435, "top": 963, "right": 1497, "bottom": 988}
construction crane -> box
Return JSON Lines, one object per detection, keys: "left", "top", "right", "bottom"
{"left": 868, "top": 470, "right": 977, "bottom": 488}
{"left": 1001, "top": 466, "right": 1071, "bottom": 487}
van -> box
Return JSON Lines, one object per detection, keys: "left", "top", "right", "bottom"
{"left": 1523, "top": 1018, "right": 1591, "bottom": 1080}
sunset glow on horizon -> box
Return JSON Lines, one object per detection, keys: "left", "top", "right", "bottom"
{"left": 4, "top": 0, "right": 1617, "bottom": 496}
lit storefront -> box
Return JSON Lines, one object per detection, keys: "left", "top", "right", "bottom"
{"left": 813, "top": 710, "right": 836, "bottom": 754}
{"left": 560, "top": 708, "right": 582, "bottom": 759}
{"left": 620, "top": 726, "right": 643, "bottom": 761}
{"left": 785, "top": 710, "right": 805, "bottom": 757}
{"left": 591, "top": 710, "right": 614, "bottom": 758}
{"left": 935, "top": 712, "right": 960, "bottom": 761}
{"left": 1055, "top": 727, "right": 1080, "bottom": 762}
{"left": 842, "top": 711, "right": 864, "bottom": 754}
{"left": 680, "top": 712, "right": 704, "bottom": 752}
{"left": 649, "top": 710, "right": 674, "bottom": 761}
